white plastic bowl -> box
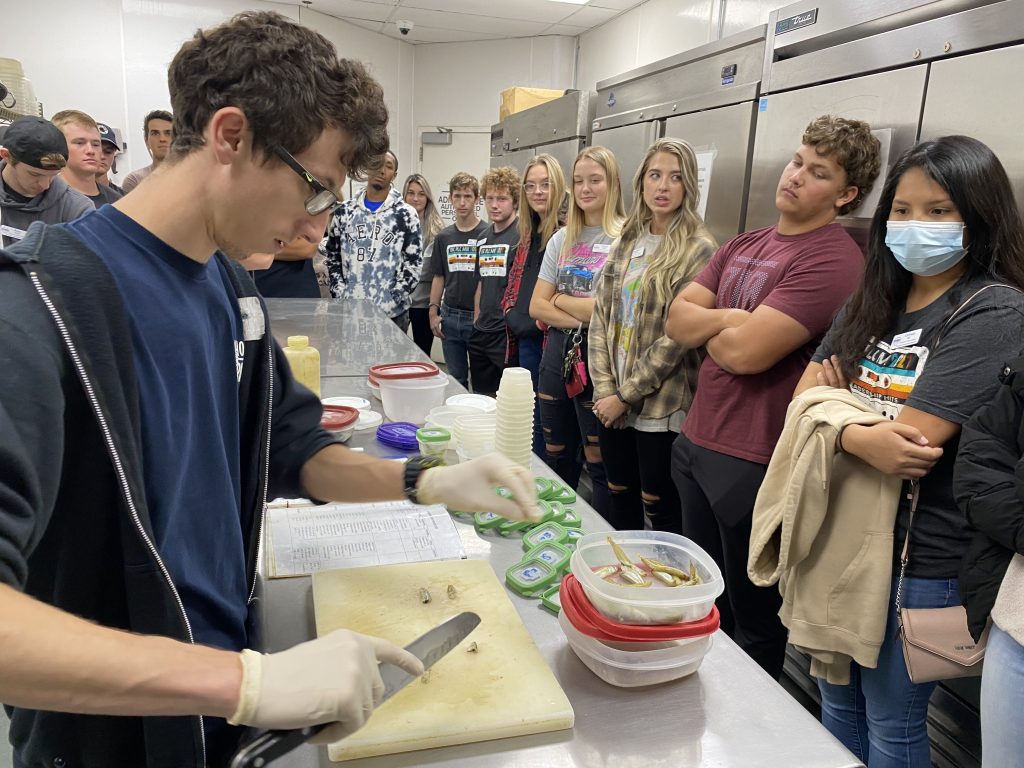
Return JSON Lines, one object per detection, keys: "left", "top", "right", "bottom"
{"left": 570, "top": 531, "right": 724, "bottom": 625}
{"left": 378, "top": 372, "right": 449, "bottom": 423}
{"left": 558, "top": 606, "right": 712, "bottom": 687}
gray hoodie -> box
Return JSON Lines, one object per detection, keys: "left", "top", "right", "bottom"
{"left": 0, "top": 160, "right": 93, "bottom": 246}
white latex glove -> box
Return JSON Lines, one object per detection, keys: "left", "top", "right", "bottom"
{"left": 417, "top": 453, "right": 540, "bottom": 521}
{"left": 228, "top": 629, "right": 424, "bottom": 744}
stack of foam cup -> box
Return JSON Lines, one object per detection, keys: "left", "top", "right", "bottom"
{"left": 494, "top": 367, "right": 536, "bottom": 469}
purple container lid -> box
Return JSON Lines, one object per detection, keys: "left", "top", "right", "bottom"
{"left": 376, "top": 422, "right": 420, "bottom": 451}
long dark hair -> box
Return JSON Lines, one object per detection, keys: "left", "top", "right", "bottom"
{"left": 833, "top": 135, "right": 1024, "bottom": 379}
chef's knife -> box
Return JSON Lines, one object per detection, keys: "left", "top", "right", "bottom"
{"left": 229, "top": 611, "right": 481, "bottom": 768}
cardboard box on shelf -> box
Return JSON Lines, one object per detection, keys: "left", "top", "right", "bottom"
{"left": 499, "top": 86, "right": 565, "bottom": 122}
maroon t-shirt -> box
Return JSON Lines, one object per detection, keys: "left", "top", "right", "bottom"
{"left": 682, "top": 223, "right": 863, "bottom": 464}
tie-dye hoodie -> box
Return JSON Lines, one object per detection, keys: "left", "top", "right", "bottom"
{"left": 323, "top": 187, "right": 423, "bottom": 317}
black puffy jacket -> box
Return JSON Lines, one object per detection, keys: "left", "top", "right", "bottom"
{"left": 955, "top": 355, "right": 1024, "bottom": 641}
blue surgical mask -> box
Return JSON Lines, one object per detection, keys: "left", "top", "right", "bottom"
{"left": 884, "top": 220, "right": 967, "bottom": 277}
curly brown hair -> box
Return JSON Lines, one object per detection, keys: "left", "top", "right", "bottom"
{"left": 167, "top": 11, "right": 388, "bottom": 180}
{"left": 802, "top": 115, "right": 881, "bottom": 215}
{"left": 480, "top": 166, "right": 519, "bottom": 205}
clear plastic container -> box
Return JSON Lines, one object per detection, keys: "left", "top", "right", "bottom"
{"left": 416, "top": 427, "right": 451, "bottom": 457}
{"left": 283, "top": 335, "right": 321, "bottom": 396}
{"left": 379, "top": 371, "right": 449, "bottom": 423}
{"left": 558, "top": 604, "right": 712, "bottom": 687}
{"left": 320, "top": 405, "right": 359, "bottom": 443}
{"left": 570, "top": 531, "right": 724, "bottom": 625}
{"left": 446, "top": 393, "right": 497, "bottom": 413}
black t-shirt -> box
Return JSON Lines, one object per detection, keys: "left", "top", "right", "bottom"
{"left": 87, "top": 184, "right": 123, "bottom": 209}
{"left": 254, "top": 259, "right": 321, "bottom": 298}
{"left": 2, "top": 177, "right": 32, "bottom": 204}
{"left": 814, "top": 278, "right": 1024, "bottom": 577}
{"left": 431, "top": 220, "right": 488, "bottom": 310}
{"left": 474, "top": 218, "right": 519, "bottom": 333}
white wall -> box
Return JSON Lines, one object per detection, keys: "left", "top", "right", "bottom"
{"left": 3, "top": 0, "right": 128, "bottom": 158}
{"left": 576, "top": 0, "right": 780, "bottom": 93}
{"left": 414, "top": 35, "right": 576, "bottom": 132}
{"left": 3, "top": 0, "right": 411, "bottom": 182}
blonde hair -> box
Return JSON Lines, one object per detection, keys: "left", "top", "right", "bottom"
{"left": 448, "top": 171, "right": 480, "bottom": 198}
{"left": 402, "top": 173, "right": 443, "bottom": 243}
{"left": 51, "top": 109, "right": 98, "bottom": 133}
{"left": 517, "top": 153, "right": 566, "bottom": 251}
{"left": 481, "top": 166, "right": 520, "bottom": 207}
{"left": 561, "top": 146, "right": 625, "bottom": 262}
{"left": 618, "top": 138, "right": 716, "bottom": 308}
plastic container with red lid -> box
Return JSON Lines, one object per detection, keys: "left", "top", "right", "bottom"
{"left": 558, "top": 573, "right": 716, "bottom": 687}
{"left": 560, "top": 574, "right": 719, "bottom": 643}
{"left": 368, "top": 362, "right": 439, "bottom": 381}
{"left": 321, "top": 404, "right": 359, "bottom": 443}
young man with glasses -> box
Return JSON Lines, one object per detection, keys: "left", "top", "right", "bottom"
{"left": 0, "top": 12, "right": 538, "bottom": 768}
{"left": 322, "top": 149, "right": 422, "bottom": 329}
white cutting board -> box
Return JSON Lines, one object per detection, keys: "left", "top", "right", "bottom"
{"left": 312, "top": 559, "right": 574, "bottom": 761}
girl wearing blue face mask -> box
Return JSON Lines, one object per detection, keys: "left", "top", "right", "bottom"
{"left": 791, "top": 135, "right": 1024, "bottom": 768}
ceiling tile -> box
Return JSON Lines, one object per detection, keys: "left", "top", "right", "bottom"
{"left": 400, "top": 0, "right": 573, "bottom": 24}
{"left": 541, "top": 23, "right": 588, "bottom": 35}
{"left": 559, "top": 5, "right": 619, "bottom": 25}
{"left": 588, "top": 0, "right": 644, "bottom": 9}
{"left": 385, "top": 6, "right": 551, "bottom": 36}
{"left": 383, "top": 24, "right": 506, "bottom": 43}
{"left": 304, "top": 0, "right": 396, "bottom": 22}
{"left": 342, "top": 16, "right": 388, "bottom": 33}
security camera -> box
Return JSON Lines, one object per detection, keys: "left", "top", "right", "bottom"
{"left": 397, "top": 19, "right": 413, "bottom": 35}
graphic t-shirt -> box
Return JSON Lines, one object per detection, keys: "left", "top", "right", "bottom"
{"left": 683, "top": 223, "right": 864, "bottom": 464}
{"left": 538, "top": 225, "right": 615, "bottom": 372}
{"left": 431, "top": 220, "right": 489, "bottom": 310}
{"left": 539, "top": 225, "right": 614, "bottom": 298}
{"left": 475, "top": 218, "right": 519, "bottom": 334}
{"left": 814, "top": 279, "right": 1024, "bottom": 577}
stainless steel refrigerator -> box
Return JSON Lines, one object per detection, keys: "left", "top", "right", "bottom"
{"left": 592, "top": 26, "right": 766, "bottom": 244}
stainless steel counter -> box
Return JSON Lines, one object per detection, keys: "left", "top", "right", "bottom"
{"left": 266, "top": 298, "right": 431, "bottom": 377}
{"left": 260, "top": 299, "right": 863, "bottom": 768}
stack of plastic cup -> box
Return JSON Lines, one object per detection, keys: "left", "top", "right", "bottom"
{"left": 494, "top": 367, "right": 536, "bottom": 469}
{"left": 454, "top": 413, "right": 497, "bottom": 462}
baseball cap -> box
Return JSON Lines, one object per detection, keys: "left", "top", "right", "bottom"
{"left": 97, "top": 122, "right": 122, "bottom": 152}
{"left": 2, "top": 116, "right": 68, "bottom": 170}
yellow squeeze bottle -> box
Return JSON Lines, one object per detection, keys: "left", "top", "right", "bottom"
{"left": 282, "top": 335, "right": 321, "bottom": 396}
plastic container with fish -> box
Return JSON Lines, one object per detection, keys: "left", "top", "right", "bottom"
{"left": 570, "top": 531, "right": 723, "bottom": 625}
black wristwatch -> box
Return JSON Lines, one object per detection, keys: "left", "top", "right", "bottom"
{"left": 403, "top": 454, "right": 445, "bottom": 504}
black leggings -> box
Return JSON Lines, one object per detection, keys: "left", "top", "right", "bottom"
{"left": 671, "top": 432, "right": 787, "bottom": 680}
{"left": 408, "top": 306, "right": 433, "bottom": 358}
{"left": 598, "top": 426, "right": 681, "bottom": 533}
{"left": 538, "top": 331, "right": 608, "bottom": 519}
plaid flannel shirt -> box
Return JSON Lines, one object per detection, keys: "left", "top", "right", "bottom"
{"left": 588, "top": 235, "right": 713, "bottom": 420}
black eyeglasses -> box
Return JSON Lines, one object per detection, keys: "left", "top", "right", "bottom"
{"left": 273, "top": 146, "right": 342, "bottom": 215}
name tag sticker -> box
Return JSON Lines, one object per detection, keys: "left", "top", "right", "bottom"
{"left": 238, "top": 297, "right": 266, "bottom": 341}
{"left": 892, "top": 329, "right": 922, "bottom": 348}
{"left": 631, "top": 246, "right": 645, "bottom": 259}
{"left": 593, "top": 243, "right": 612, "bottom": 253}
{"left": 1, "top": 224, "right": 27, "bottom": 241}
